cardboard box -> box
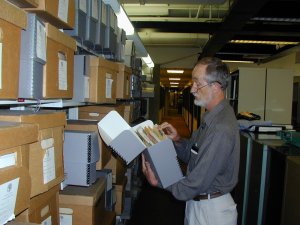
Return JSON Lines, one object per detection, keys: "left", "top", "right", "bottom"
{"left": 65, "top": 120, "right": 112, "bottom": 170}
{"left": 85, "top": 56, "right": 117, "bottom": 104}
{"left": 59, "top": 177, "right": 107, "bottom": 225}
{"left": 24, "top": 0, "right": 75, "bottom": 29}
{"left": 7, "top": 0, "right": 39, "bottom": 8}
{"left": 0, "top": 110, "right": 66, "bottom": 197}
{"left": 0, "top": 0, "right": 27, "bottom": 99}
{"left": 6, "top": 221, "right": 40, "bottom": 225}
{"left": 43, "top": 23, "right": 76, "bottom": 99}
{"left": 116, "top": 63, "right": 131, "bottom": 100}
{"left": 16, "top": 184, "right": 60, "bottom": 225}
{"left": 114, "top": 176, "right": 127, "bottom": 215}
{"left": 78, "top": 105, "right": 125, "bottom": 121}
{"left": 0, "top": 121, "right": 38, "bottom": 221}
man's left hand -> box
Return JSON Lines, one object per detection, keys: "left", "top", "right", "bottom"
{"left": 142, "top": 154, "right": 159, "bottom": 187}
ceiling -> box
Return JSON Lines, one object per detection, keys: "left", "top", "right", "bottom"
{"left": 121, "top": 0, "right": 300, "bottom": 89}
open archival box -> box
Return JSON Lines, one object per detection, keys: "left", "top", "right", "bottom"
{"left": 97, "top": 110, "right": 183, "bottom": 188}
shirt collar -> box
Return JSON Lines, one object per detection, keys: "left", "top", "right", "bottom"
{"left": 202, "top": 99, "right": 228, "bottom": 127}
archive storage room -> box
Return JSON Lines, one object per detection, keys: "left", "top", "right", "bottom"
{"left": 1, "top": 0, "right": 300, "bottom": 225}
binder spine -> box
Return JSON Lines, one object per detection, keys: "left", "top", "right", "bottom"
{"left": 87, "top": 134, "right": 92, "bottom": 163}
{"left": 109, "top": 146, "right": 129, "bottom": 165}
{"left": 86, "top": 163, "right": 91, "bottom": 185}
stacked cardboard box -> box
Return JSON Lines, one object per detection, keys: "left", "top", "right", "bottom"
{"left": 0, "top": 0, "right": 27, "bottom": 99}
{"left": 116, "top": 63, "right": 132, "bottom": 100}
{"left": 0, "top": 110, "right": 66, "bottom": 198}
{"left": 6, "top": 0, "right": 39, "bottom": 8}
{"left": 0, "top": 121, "right": 38, "bottom": 225}
{"left": 78, "top": 104, "right": 124, "bottom": 121}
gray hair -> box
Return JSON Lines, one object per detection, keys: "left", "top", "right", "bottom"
{"left": 196, "top": 57, "right": 230, "bottom": 90}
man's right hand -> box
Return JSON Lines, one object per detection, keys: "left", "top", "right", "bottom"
{"left": 158, "top": 122, "right": 181, "bottom": 142}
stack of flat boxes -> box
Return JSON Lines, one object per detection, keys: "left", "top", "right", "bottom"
{"left": 94, "top": 0, "right": 106, "bottom": 52}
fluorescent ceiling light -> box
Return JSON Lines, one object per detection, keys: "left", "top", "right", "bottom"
{"left": 167, "top": 70, "right": 184, "bottom": 74}
{"left": 116, "top": 6, "right": 134, "bottom": 35}
{"left": 222, "top": 60, "right": 254, "bottom": 64}
{"left": 170, "top": 85, "right": 178, "bottom": 87}
{"left": 230, "top": 40, "right": 299, "bottom": 45}
{"left": 169, "top": 78, "right": 181, "bottom": 80}
{"left": 142, "top": 54, "right": 154, "bottom": 68}
{"left": 170, "top": 82, "right": 179, "bottom": 85}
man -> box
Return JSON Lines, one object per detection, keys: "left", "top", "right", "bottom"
{"left": 142, "top": 57, "right": 240, "bottom": 225}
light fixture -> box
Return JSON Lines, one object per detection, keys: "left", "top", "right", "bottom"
{"left": 222, "top": 60, "right": 254, "bottom": 64}
{"left": 167, "top": 70, "right": 184, "bottom": 74}
{"left": 169, "top": 78, "right": 181, "bottom": 80}
{"left": 142, "top": 54, "right": 154, "bottom": 68}
{"left": 170, "top": 82, "right": 179, "bottom": 85}
{"left": 230, "top": 40, "right": 299, "bottom": 45}
{"left": 170, "top": 85, "right": 178, "bottom": 88}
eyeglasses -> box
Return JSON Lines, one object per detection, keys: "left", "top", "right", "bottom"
{"left": 193, "top": 81, "right": 222, "bottom": 91}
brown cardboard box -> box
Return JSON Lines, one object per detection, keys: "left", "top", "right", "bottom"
{"left": 0, "top": 121, "right": 38, "bottom": 216}
{"left": 6, "top": 221, "right": 40, "bottom": 225}
{"left": 114, "top": 176, "right": 127, "bottom": 215}
{"left": 104, "top": 156, "right": 126, "bottom": 185}
{"left": 43, "top": 23, "right": 76, "bottom": 99}
{"left": 7, "top": 0, "right": 39, "bottom": 8}
{"left": 0, "top": 0, "right": 27, "bottom": 99}
{"left": 116, "top": 63, "right": 131, "bottom": 100}
{"left": 16, "top": 184, "right": 60, "bottom": 225}
{"left": 65, "top": 120, "right": 111, "bottom": 170}
{"left": 0, "top": 110, "right": 66, "bottom": 197}
{"left": 78, "top": 105, "right": 125, "bottom": 121}
{"left": 120, "top": 104, "right": 132, "bottom": 123}
{"left": 59, "top": 177, "right": 107, "bottom": 225}
{"left": 86, "top": 56, "right": 117, "bottom": 104}
{"left": 24, "top": 0, "right": 75, "bottom": 29}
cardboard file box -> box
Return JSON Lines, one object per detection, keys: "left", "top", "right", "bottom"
{"left": 63, "top": 130, "right": 100, "bottom": 186}
{"left": 0, "top": 122, "right": 38, "bottom": 224}
{"left": 0, "top": 0, "right": 27, "bottom": 99}
{"left": 24, "top": 0, "right": 75, "bottom": 29}
{"left": 43, "top": 23, "right": 76, "bottom": 99}
{"left": 72, "top": 55, "right": 89, "bottom": 102}
{"left": 104, "top": 154, "right": 126, "bottom": 185}
{"left": 19, "top": 13, "right": 46, "bottom": 99}
{"left": 114, "top": 176, "right": 126, "bottom": 215}
{"left": 116, "top": 63, "right": 131, "bottom": 99}
{"left": 6, "top": 221, "right": 40, "bottom": 225}
{"left": 0, "top": 110, "right": 66, "bottom": 198}
{"left": 103, "top": 5, "right": 116, "bottom": 56}
{"left": 98, "top": 110, "right": 184, "bottom": 188}
{"left": 78, "top": 105, "right": 125, "bottom": 121}
{"left": 63, "top": 0, "right": 87, "bottom": 43}
{"left": 65, "top": 120, "right": 112, "bottom": 170}
{"left": 96, "top": 169, "right": 114, "bottom": 210}
{"left": 16, "top": 184, "right": 60, "bottom": 225}
{"left": 85, "top": 55, "right": 117, "bottom": 103}
{"left": 84, "top": 0, "right": 99, "bottom": 48}
{"left": 94, "top": 0, "right": 106, "bottom": 52}
{"left": 59, "top": 177, "right": 107, "bottom": 225}
{"left": 7, "top": 0, "right": 39, "bottom": 8}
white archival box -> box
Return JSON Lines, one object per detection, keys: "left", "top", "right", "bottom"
{"left": 98, "top": 110, "right": 184, "bottom": 188}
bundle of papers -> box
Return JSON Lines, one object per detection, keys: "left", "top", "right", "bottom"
{"left": 135, "top": 125, "right": 167, "bottom": 147}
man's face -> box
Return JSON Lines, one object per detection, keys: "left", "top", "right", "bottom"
{"left": 190, "top": 64, "right": 213, "bottom": 107}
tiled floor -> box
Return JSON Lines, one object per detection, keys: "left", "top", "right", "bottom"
{"left": 127, "top": 108, "right": 190, "bottom": 225}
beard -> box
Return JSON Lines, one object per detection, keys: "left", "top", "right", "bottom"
{"left": 193, "top": 91, "right": 213, "bottom": 107}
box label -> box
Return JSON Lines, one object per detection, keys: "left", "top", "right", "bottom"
{"left": 0, "top": 153, "right": 17, "bottom": 169}
{"left": 43, "top": 147, "right": 56, "bottom": 184}
{"left": 58, "top": 0, "right": 69, "bottom": 23}
{"left": 105, "top": 76, "right": 113, "bottom": 99}
{"left": 84, "top": 76, "right": 89, "bottom": 98}
{"left": 36, "top": 20, "right": 46, "bottom": 62}
{"left": 0, "top": 178, "right": 19, "bottom": 225}
{"left": 41, "top": 216, "right": 52, "bottom": 225}
{"left": 79, "top": 0, "right": 87, "bottom": 13}
{"left": 60, "top": 213, "right": 72, "bottom": 225}
{"left": 58, "top": 53, "right": 68, "bottom": 91}
{"left": 92, "top": 0, "right": 99, "bottom": 20}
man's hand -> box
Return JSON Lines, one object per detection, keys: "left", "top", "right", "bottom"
{"left": 158, "top": 122, "right": 181, "bottom": 142}
{"left": 142, "top": 154, "right": 159, "bottom": 187}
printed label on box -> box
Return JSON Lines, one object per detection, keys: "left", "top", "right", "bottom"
{"left": 43, "top": 147, "right": 56, "bottom": 184}
{"left": 79, "top": 0, "right": 87, "bottom": 13}
{"left": 60, "top": 213, "right": 72, "bottom": 225}
{"left": 0, "top": 153, "right": 17, "bottom": 169}
{"left": 58, "top": 0, "right": 69, "bottom": 23}
{"left": 92, "top": 0, "right": 99, "bottom": 19}
{"left": 41, "top": 138, "right": 54, "bottom": 150}
{"left": 58, "top": 54, "right": 68, "bottom": 91}
{"left": 41, "top": 216, "right": 52, "bottom": 225}
{"left": 0, "top": 42, "right": 2, "bottom": 89}
{"left": 0, "top": 178, "right": 19, "bottom": 225}
{"left": 105, "top": 73, "right": 113, "bottom": 99}
{"left": 84, "top": 76, "right": 90, "bottom": 98}
{"left": 36, "top": 20, "right": 46, "bottom": 61}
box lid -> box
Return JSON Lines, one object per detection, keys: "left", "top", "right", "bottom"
{"left": 59, "top": 177, "right": 106, "bottom": 206}
{"left": 0, "top": 110, "right": 66, "bottom": 129}
{"left": 45, "top": 23, "right": 77, "bottom": 50}
{"left": 0, "top": 0, "right": 27, "bottom": 29}
{"left": 0, "top": 121, "right": 38, "bottom": 150}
